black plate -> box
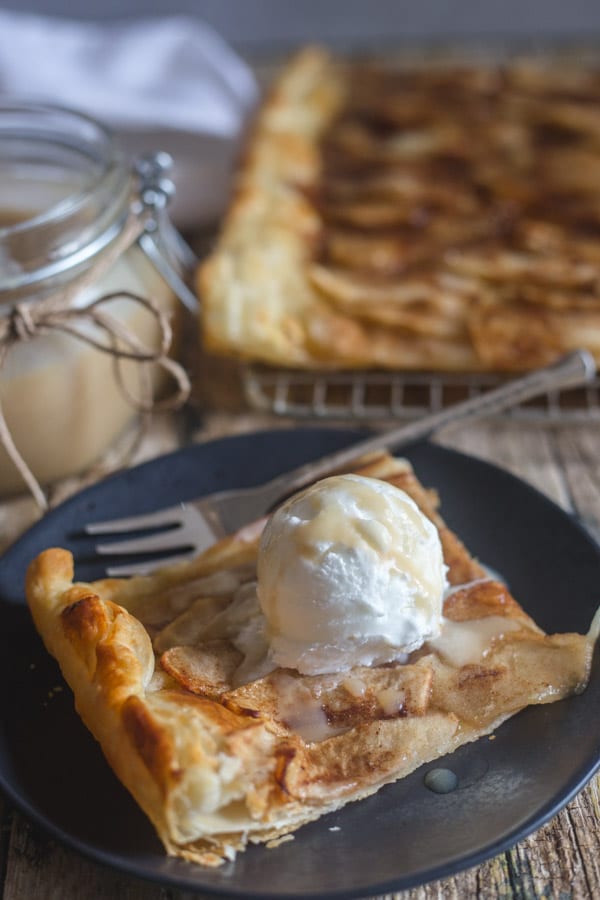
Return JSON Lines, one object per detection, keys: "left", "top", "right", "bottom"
{"left": 0, "top": 429, "right": 599, "bottom": 899}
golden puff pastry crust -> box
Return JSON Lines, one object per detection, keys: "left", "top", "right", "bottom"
{"left": 200, "top": 48, "right": 600, "bottom": 371}
{"left": 25, "top": 453, "right": 597, "bottom": 866}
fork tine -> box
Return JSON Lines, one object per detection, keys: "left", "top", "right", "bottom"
{"left": 85, "top": 504, "right": 184, "bottom": 535}
{"left": 95, "top": 526, "right": 193, "bottom": 557}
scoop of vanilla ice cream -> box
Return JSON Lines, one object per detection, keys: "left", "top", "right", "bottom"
{"left": 256, "top": 473, "right": 447, "bottom": 675}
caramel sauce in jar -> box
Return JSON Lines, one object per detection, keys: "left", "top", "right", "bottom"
{"left": 0, "top": 103, "right": 178, "bottom": 496}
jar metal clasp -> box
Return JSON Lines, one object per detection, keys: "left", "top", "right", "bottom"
{"left": 131, "top": 151, "right": 200, "bottom": 314}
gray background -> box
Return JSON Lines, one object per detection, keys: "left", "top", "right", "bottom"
{"left": 4, "top": 1, "right": 600, "bottom": 53}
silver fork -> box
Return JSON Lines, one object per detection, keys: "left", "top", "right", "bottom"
{"left": 86, "top": 349, "right": 595, "bottom": 575}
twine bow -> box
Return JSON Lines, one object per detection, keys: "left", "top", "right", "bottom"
{"left": 0, "top": 289, "right": 191, "bottom": 511}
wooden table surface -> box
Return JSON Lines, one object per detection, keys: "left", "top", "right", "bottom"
{"left": 0, "top": 390, "right": 598, "bottom": 900}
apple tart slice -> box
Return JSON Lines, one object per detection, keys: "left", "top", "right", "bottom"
{"left": 25, "top": 452, "right": 598, "bottom": 866}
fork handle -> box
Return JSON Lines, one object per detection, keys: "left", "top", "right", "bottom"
{"left": 266, "top": 349, "right": 596, "bottom": 499}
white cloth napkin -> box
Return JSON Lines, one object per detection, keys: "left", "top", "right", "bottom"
{"left": 0, "top": 10, "right": 259, "bottom": 225}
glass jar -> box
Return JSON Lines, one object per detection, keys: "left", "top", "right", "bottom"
{"left": 0, "top": 102, "right": 195, "bottom": 498}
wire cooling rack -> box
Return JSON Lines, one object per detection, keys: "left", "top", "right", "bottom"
{"left": 242, "top": 366, "right": 600, "bottom": 423}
